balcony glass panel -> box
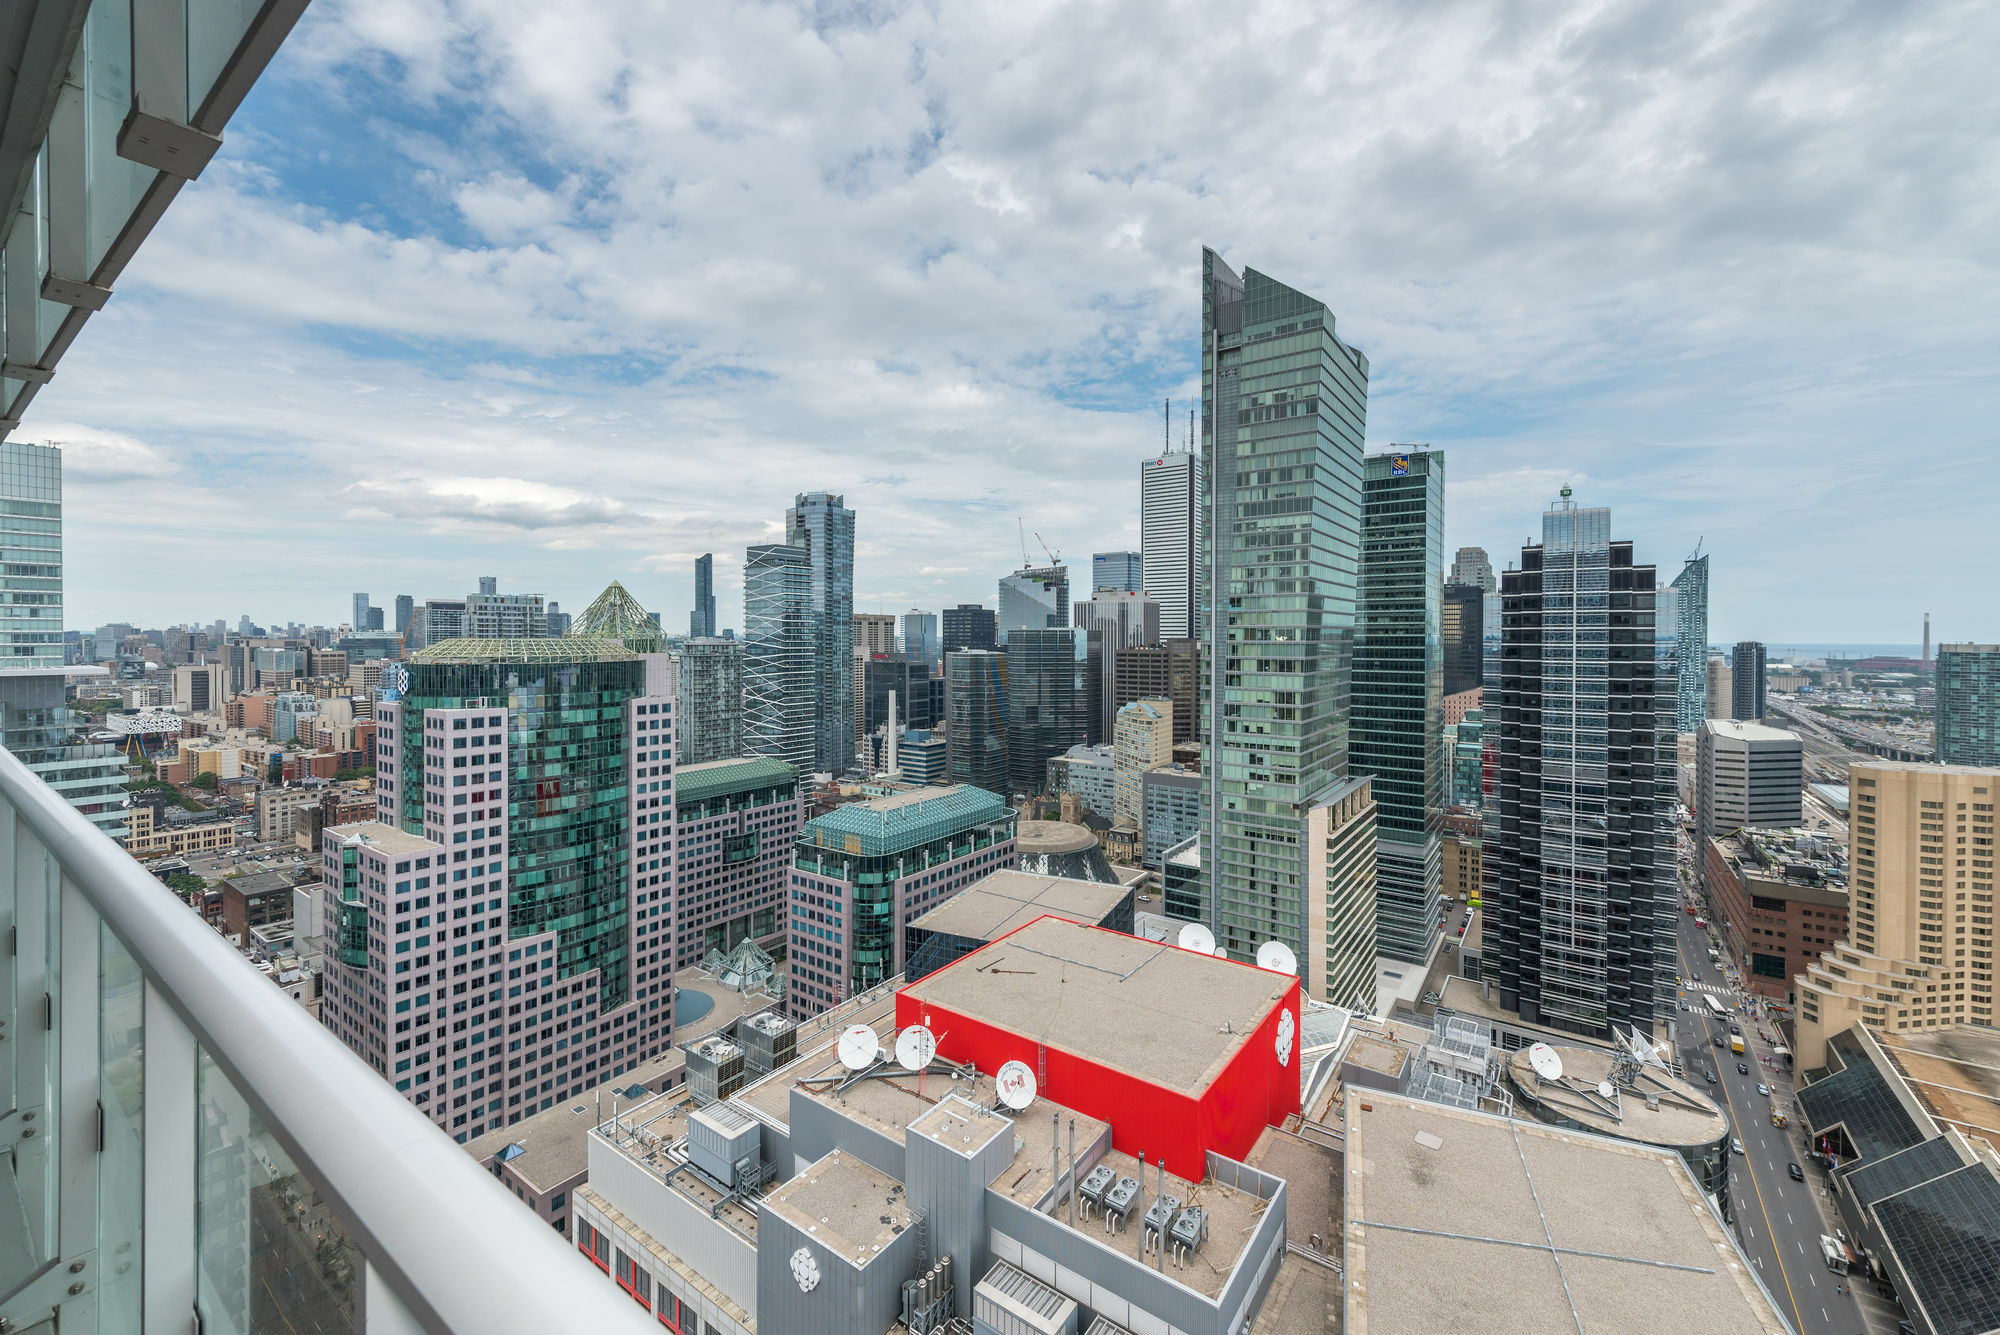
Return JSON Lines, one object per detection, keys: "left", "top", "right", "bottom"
{"left": 82, "top": 0, "right": 160, "bottom": 276}
{"left": 99, "top": 924, "right": 142, "bottom": 1333}
{"left": 196, "top": 1049, "right": 360, "bottom": 1335}
{"left": 187, "top": 0, "right": 265, "bottom": 124}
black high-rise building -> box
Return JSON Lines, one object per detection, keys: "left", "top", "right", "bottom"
{"left": 861, "top": 655, "right": 935, "bottom": 735}
{"left": 941, "top": 603, "right": 997, "bottom": 654}
{"left": 1731, "top": 641, "right": 1766, "bottom": 720}
{"left": 1442, "top": 583, "right": 1484, "bottom": 696}
{"left": 690, "top": 553, "right": 717, "bottom": 639}
{"left": 1002, "top": 628, "right": 1092, "bottom": 797}
{"left": 1484, "top": 494, "right": 1676, "bottom": 1041}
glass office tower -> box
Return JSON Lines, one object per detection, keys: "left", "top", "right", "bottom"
{"left": 1003, "top": 627, "right": 1092, "bottom": 797}
{"left": 743, "top": 543, "right": 816, "bottom": 770}
{"left": 945, "top": 649, "right": 1010, "bottom": 794}
{"left": 1201, "top": 248, "right": 1372, "bottom": 961}
{"left": 1669, "top": 553, "right": 1708, "bottom": 734}
{"left": 1485, "top": 493, "right": 1677, "bottom": 1039}
{"left": 786, "top": 493, "right": 856, "bottom": 772}
{"left": 691, "top": 553, "right": 717, "bottom": 638}
{"left": 1354, "top": 449, "right": 1444, "bottom": 965}
{"left": 399, "top": 641, "right": 647, "bottom": 1013}
{"left": 1935, "top": 643, "right": 2000, "bottom": 766}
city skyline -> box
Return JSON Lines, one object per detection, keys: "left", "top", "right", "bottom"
{"left": 16, "top": 3, "right": 1994, "bottom": 640}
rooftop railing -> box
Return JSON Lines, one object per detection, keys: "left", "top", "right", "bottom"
{"left": 0, "top": 744, "right": 650, "bottom": 1333}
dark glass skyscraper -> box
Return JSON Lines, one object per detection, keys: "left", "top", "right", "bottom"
{"left": 1484, "top": 494, "right": 1676, "bottom": 1040}
{"left": 690, "top": 552, "right": 716, "bottom": 638}
{"left": 941, "top": 603, "right": 997, "bottom": 654}
{"left": 945, "top": 650, "right": 1009, "bottom": 794}
{"left": 786, "top": 493, "right": 856, "bottom": 771}
{"left": 1441, "top": 584, "right": 1483, "bottom": 696}
{"left": 1201, "top": 247, "right": 1374, "bottom": 970}
{"left": 1731, "top": 640, "right": 1766, "bottom": 720}
{"left": 1003, "top": 628, "right": 1092, "bottom": 797}
{"left": 1354, "top": 449, "right": 1444, "bottom": 965}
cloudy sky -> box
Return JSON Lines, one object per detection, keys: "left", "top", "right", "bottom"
{"left": 30, "top": 0, "right": 1999, "bottom": 643}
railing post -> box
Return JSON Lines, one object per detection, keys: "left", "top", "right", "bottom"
{"left": 141, "top": 982, "right": 196, "bottom": 1335}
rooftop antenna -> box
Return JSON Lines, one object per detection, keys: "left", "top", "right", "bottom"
{"left": 1164, "top": 397, "right": 1170, "bottom": 455}
{"left": 1255, "top": 940, "right": 1297, "bottom": 977}
{"left": 1177, "top": 922, "right": 1216, "bottom": 956}
{"left": 837, "top": 1024, "right": 880, "bottom": 1071}
{"left": 995, "top": 1059, "right": 1038, "bottom": 1112}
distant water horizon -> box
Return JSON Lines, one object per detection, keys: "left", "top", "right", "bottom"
{"left": 1707, "top": 643, "right": 1925, "bottom": 660}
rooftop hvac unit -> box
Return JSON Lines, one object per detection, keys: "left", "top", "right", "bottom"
{"left": 1076, "top": 1164, "right": 1115, "bottom": 1220}
{"left": 739, "top": 1010, "right": 797, "bottom": 1076}
{"left": 687, "top": 1102, "right": 761, "bottom": 1189}
{"left": 973, "top": 1262, "right": 1077, "bottom": 1335}
{"left": 1084, "top": 1319, "right": 1136, "bottom": 1335}
{"left": 1142, "top": 1193, "right": 1182, "bottom": 1256}
{"left": 1101, "top": 1174, "right": 1141, "bottom": 1234}
{"left": 685, "top": 1036, "right": 745, "bottom": 1106}
{"left": 1168, "top": 1206, "right": 1209, "bottom": 1268}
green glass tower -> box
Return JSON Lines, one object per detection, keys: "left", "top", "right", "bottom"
{"left": 1355, "top": 449, "right": 1444, "bottom": 964}
{"left": 1201, "top": 248, "right": 1373, "bottom": 964}
{"left": 1936, "top": 643, "right": 2000, "bottom": 767}
{"left": 400, "top": 639, "right": 646, "bottom": 1012}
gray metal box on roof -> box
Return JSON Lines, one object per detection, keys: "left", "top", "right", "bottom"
{"left": 740, "top": 1009, "right": 798, "bottom": 1075}
{"left": 688, "top": 1101, "right": 761, "bottom": 1189}
{"left": 686, "top": 1035, "right": 745, "bottom": 1106}
{"left": 974, "top": 1261, "right": 1078, "bottom": 1335}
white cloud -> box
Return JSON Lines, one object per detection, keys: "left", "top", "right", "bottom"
{"left": 20, "top": 0, "right": 2000, "bottom": 638}
{"left": 28, "top": 426, "right": 177, "bottom": 483}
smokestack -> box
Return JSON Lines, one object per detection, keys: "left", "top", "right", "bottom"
{"left": 887, "top": 689, "right": 900, "bottom": 776}
{"left": 1157, "top": 1155, "right": 1168, "bottom": 1271}
{"left": 1068, "top": 1118, "right": 1077, "bottom": 1229}
{"left": 1924, "top": 613, "right": 1931, "bottom": 667}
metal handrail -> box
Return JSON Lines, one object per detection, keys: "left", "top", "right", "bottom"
{"left": 0, "top": 746, "right": 649, "bottom": 1333}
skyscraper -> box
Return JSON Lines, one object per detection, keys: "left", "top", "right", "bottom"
{"left": 1092, "top": 551, "right": 1142, "bottom": 595}
{"left": 1441, "top": 584, "right": 1483, "bottom": 697}
{"left": 690, "top": 553, "right": 717, "bottom": 639}
{"left": 1694, "top": 720, "right": 1804, "bottom": 897}
{"left": 1354, "top": 449, "right": 1445, "bottom": 966}
{"left": 1669, "top": 554, "right": 1709, "bottom": 736}
{"left": 1073, "top": 592, "right": 1161, "bottom": 738}
{"left": 786, "top": 492, "right": 856, "bottom": 772}
{"left": 1705, "top": 654, "right": 1732, "bottom": 721}
{"left": 997, "top": 565, "right": 1068, "bottom": 644}
{"left": 1002, "top": 627, "right": 1092, "bottom": 797}
{"left": 1795, "top": 762, "right": 2000, "bottom": 1068}
{"left": 940, "top": 604, "right": 997, "bottom": 654}
{"left": 339, "top": 636, "right": 675, "bottom": 1139}
{"left": 901, "top": 610, "right": 939, "bottom": 671}
{"left": 1141, "top": 452, "right": 1198, "bottom": 640}
{"left": 852, "top": 613, "right": 897, "bottom": 656}
{"left": 351, "top": 592, "right": 371, "bottom": 631}
{"left": 465, "top": 586, "right": 546, "bottom": 638}
{"left": 1934, "top": 644, "right": 2000, "bottom": 767}
{"left": 0, "top": 442, "right": 123, "bottom": 836}
{"left": 1201, "top": 247, "right": 1374, "bottom": 964}
{"left": 1449, "top": 546, "right": 1499, "bottom": 644}
{"left": 675, "top": 639, "right": 744, "bottom": 765}
{"left": 394, "top": 594, "right": 414, "bottom": 635}
{"left": 1731, "top": 640, "right": 1766, "bottom": 720}
{"left": 1484, "top": 492, "right": 1677, "bottom": 1039}
{"left": 742, "top": 544, "right": 815, "bottom": 770}
{"left": 944, "top": 650, "right": 1009, "bottom": 794}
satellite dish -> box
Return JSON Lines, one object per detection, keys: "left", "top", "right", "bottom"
{"left": 1178, "top": 923, "right": 1217, "bottom": 956}
{"left": 995, "top": 1060, "right": 1038, "bottom": 1111}
{"left": 1597, "top": 1080, "right": 1617, "bottom": 1100}
{"left": 1527, "top": 1042, "right": 1564, "bottom": 1082}
{"left": 894, "top": 1024, "right": 938, "bottom": 1072}
{"left": 1255, "top": 941, "right": 1298, "bottom": 976}
{"left": 836, "top": 1025, "right": 880, "bottom": 1071}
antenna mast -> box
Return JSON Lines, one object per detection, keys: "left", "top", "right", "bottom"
{"left": 1164, "top": 398, "right": 1170, "bottom": 455}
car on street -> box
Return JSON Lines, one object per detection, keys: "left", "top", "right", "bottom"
{"left": 1757, "top": 1083, "right": 1770, "bottom": 1096}
{"left": 1788, "top": 1162, "right": 1806, "bottom": 1182}
{"left": 1737, "top": 1062, "right": 1750, "bottom": 1074}
{"left": 1712, "top": 1036, "right": 1725, "bottom": 1048}
{"left": 1704, "top": 1069, "right": 1718, "bottom": 1084}
{"left": 1731, "top": 1139, "right": 1744, "bottom": 1155}
{"left": 1695, "top": 917, "right": 1707, "bottom": 927}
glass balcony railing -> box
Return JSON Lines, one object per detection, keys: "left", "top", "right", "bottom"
{"left": 0, "top": 744, "right": 651, "bottom": 1332}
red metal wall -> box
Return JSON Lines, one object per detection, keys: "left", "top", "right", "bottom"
{"left": 895, "top": 926, "right": 1301, "bottom": 1180}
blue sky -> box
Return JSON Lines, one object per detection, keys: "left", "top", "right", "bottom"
{"left": 28, "top": 0, "right": 2000, "bottom": 642}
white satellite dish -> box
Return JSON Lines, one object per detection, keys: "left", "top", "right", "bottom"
{"left": 1255, "top": 941, "right": 1298, "bottom": 977}
{"left": 1527, "top": 1042, "right": 1564, "bottom": 1082}
{"left": 894, "top": 1024, "right": 938, "bottom": 1072}
{"left": 1596, "top": 1080, "right": 1617, "bottom": 1100}
{"left": 995, "top": 1060, "right": 1039, "bottom": 1111}
{"left": 836, "top": 1024, "right": 880, "bottom": 1071}
{"left": 1178, "top": 923, "right": 1217, "bottom": 956}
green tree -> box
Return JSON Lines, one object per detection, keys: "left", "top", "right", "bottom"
{"left": 188, "top": 772, "right": 219, "bottom": 791}
{"left": 163, "top": 872, "right": 207, "bottom": 899}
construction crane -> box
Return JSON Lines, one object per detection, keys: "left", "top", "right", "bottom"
{"left": 1017, "top": 518, "right": 1032, "bottom": 567}
{"left": 1034, "top": 532, "right": 1061, "bottom": 567}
